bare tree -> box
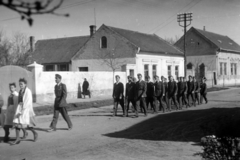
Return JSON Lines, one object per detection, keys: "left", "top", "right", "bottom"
{"left": 11, "top": 32, "right": 31, "bottom": 67}
{"left": 0, "top": 0, "right": 68, "bottom": 26}
{"left": 97, "top": 45, "right": 128, "bottom": 84}
{"left": 164, "top": 35, "right": 181, "bottom": 45}
{"left": 0, "top": 30, "right": 31, "bottom": 67}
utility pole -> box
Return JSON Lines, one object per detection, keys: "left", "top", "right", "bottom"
{"left": 177, "top": 13, "right": 192, "bottom": 77}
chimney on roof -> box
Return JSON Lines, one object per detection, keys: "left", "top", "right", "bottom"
{"left": 29, "top": 36, "right": 35, "bottom": 52}
{"left": 90, "top": 25, "right": 96, "bottom": 36}
{"left": 203, "top": 26, "right": 206, "bottom": 31}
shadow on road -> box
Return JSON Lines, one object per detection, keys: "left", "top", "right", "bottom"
{"left": 104, "top": 107, "right": 240, "bottom": 142}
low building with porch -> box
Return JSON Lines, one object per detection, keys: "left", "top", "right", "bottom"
{"left": 175, "top": 27, "right": 240, "bottom": 87}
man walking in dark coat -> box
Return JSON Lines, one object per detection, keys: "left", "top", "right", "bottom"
{"left": 146, "top": 76, "right": 155, "bottom": 110}
{"left": 82, "top": 78, "right": 91, "bottom": 98}
{"left": 193, "top": 77, "right": 201, "bottom": 105}
{"left": 161, "top": 76, "right": 168, "bottom": 107}
{"left": 154, "top": 75, "right": 166, "bottom": 113}
{"left": 182, "top": 77, "right": 190, "bottom": 108}
{"left": 112, "top": 75, "right": 125, "bottom": 117}
{"left": 177, "top": 77, "right": 185, "bottom": 110}
{"left": 49, "top": 74, "right": 73, "bottom": 131}
{"left": 200, "top": 77, "right": 208, "bottom": 104}
{"left": 135, "top": 73, "right": 147, "bottom": 117}
{"left": 125, "top": 76, "right": 136, "bottom": 117}
{"left": 167, "top": 75, "right": 179, "bottom": 111}
{"left": 187, "top": 75, "right": 196, "bottom": 107}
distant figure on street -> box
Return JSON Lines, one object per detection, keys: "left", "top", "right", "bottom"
{"left": 200, "top": 77, "right": 208, "bottom": 104}
{"left": 82, "top": 78, "right": 91, "bottom": 98}
{"left": 48, "top": 74, "right": 73, "bottom": 132}
{"left": 112, "top": 75, "right": 125, "bottom": 117}
{"left": 135, "top": 73, "right": 147, "bottom": 117}
{"left": 125, "top": 76, "right": 136, "bottom": 117}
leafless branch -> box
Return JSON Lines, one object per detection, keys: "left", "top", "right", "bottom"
{"left": 0, "top": 0, "right": 68, "bottom": 26}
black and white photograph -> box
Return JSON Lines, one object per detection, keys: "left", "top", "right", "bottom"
{"left": 0, "top": 0, "right": 240, "bottom": 159}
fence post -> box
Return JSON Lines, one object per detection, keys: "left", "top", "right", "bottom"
{"left": 27, "top": 61, "right": 43, "bottom": 103}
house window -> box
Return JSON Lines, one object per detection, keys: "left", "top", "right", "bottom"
{"left": 220, "top": 62, "right": 227, "bottom": 75}
{"left": 152, "top": 65, "right": 157, "bottom": 77}
{"left": 224, "top": 63, "right": 227, "bottom": 75}
{"left": 175, "top": 66, "right": 179, "bottom": 78}
{"left": 129, "top": 69, "right": 134, "bottom": 77}
{"left": 45, "top": 65, "right": 54, "bottom": 71}
{"left": 168, "top": 65, "right": 171, "bottom": 77}
{"left": 58, "top": 64, "right": 69, "bottom": 71}
{"left": 100, "top": 36, "right": 107, "bottom": 48}
{"left": 231, "top": 63, "right": 237, "bottom": 75}
{"left": 79, "top": 67, "right": 88, "bottom": 72}
{"left": 144, "top": 64, "right": 149, "bottom": 80}
{"left": 187, "top": 63, "right": 193, "bottom": 69}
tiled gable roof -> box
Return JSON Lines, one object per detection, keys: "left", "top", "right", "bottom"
{"left": 32, "top": 36, "right": 89, "bottom": 64}
{"left": 193, "top": 27, "right": 240, "bottom": 52}
{"left": 106, "top": 25, "right": 183, "bottom": 55}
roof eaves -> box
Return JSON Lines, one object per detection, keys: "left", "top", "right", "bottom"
{"left": 219, "top": 48, "right": 240, "bottom": 54}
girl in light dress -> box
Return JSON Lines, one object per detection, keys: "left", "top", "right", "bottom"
{"left": 12, "top": 78, "right": 38, "bottom": 145}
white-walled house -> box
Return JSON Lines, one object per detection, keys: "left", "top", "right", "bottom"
{"left": 71, "top": 24, "right": 184, "bottom": 80}
{"left": 175, "top": 27, "right": 240, "bottom": 86}
{"left": 32, "top": 24, "right": 184, "bottom": 80}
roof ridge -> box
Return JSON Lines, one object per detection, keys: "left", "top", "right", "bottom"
{"left": 38, "top": 35, "right": 89, "bottom": 42}
{"left": 106, "top": 25, "right": 156, "bottom": 37}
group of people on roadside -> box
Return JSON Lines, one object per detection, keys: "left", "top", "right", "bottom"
{"left": 112, "top": 74, "right": 208, "bottom": 117}
{"left": 0, "top": 74, "right": 73, "bottom": 145}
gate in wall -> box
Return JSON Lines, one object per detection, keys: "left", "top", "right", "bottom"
{"left": 0, "top": 65, "right": 33, "bottom": 107}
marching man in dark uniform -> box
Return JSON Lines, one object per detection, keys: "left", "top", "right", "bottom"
{"left": 161, "top": 76, "right": 168, "bottom": 107}
{"left": 154, "top": 75, "right": 166, "bottom": 113}
{"left": 125, "top": 76, "right": 136, "bottom": 117}
{"left": 135, "top": 73, "right": 147, "bottom": 117}
{"left": 167, "top": 75, "right": 179, "bottom": 111}
{"left": 193, "top": 77, "right": 201, "bottom": 105}
{"left": 49, "top": 74, "right": 73, "bottom": 131}
{"left": 200, "top": 77, "right": 208, "bottom": 104}
{"left": 112, "top": 75, "right": 125, "bottom": 117}
{"left": 187, "top": 75, "right": 196, "bottom": 107}
{"left": 182, "top": 77, "right": 190, "bottom": 108}
{"left": 146, "top": 76, "right": 155, "bottom": 111}
{"left": 177, "top": 77, "right": 185, "bottom": 110}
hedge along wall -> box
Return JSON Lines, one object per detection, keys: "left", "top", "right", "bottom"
{"left": 29, "top": 63, "right": 127, "bottom": 102}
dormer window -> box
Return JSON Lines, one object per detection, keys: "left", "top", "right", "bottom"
{"left": 229, "top": 42, "right": 233, "bottom": 45}
{"left": 218, "top": 40, "right": 222, "bottom": 43}
{"left": 100, "top": 36, "right": 107, "bottom": 48}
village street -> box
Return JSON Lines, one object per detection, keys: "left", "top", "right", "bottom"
{"left": 0, "top": 88, "right": 240, "bottom": 160}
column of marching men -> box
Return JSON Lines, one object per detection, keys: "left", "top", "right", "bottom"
{"left": 112, "top": 74, "right": 208, "bottom": 117}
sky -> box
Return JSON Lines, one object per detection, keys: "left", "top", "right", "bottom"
{"left": 0, "top": 0, "right": 240, "bottom": 44}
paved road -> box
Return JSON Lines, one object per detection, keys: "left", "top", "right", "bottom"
{"left": 0, "top": 88, "right": 239, "bottom": 160}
